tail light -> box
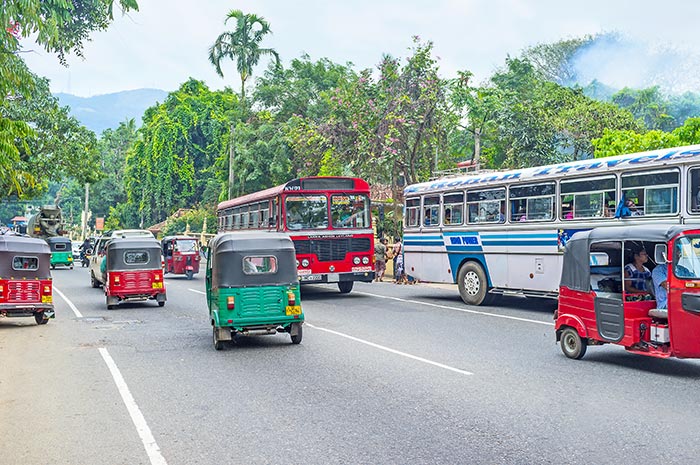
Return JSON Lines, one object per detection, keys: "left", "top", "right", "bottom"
{"left": 42, "top": 285, "right": 51, "bottom": 295}
{"left": 227, "top": 296, "right": 235, "bottom": 309}
{"left": 154, "top": 273, "right": 161, "bottom": 281}
{"left": 287, "top": 290, "right": 296, "bottom": 306}
{"left": 113, "top": 275, "right": 120, "bottom": 285}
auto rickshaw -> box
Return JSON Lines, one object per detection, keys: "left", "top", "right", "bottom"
{"left": 555, "top": 225, "right": 700, "bottom": 360}
{"left": 0, "top": 235, "right": 54, "bottom": 324}
{"left": 46, "top": 236, "right": 73, "bottom": 269}
{"left": 162, "top": 235, "right": 200, "bottom": 280}
{"left": 206, "top": 232, "right": 304, "bottom": 350}
{"left": 103, "top": 237, "right": 166, "bottom": 309}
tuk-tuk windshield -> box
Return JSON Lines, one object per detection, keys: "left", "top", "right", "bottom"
{"left": 285, "top": 195, "right": 328, "bottom": 230}
{"left": 175, "top": 239, "right": 198, "bottom": 253}
{"left": 674, "top": 236, "right": 700, "bottom": 279}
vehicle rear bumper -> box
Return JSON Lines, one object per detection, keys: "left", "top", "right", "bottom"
{"left": 0, "top": 303, "right": 55, "bottom": 318}
{"left": 298, "top": 270, "right": 374, "bottom": 284}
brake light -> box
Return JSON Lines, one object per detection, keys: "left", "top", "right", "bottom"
{"left": 227, "top": 296, "right": 235, "bottom": 309}
{"left": 154, "top": 274, "right": 161, "bottom": 281}
{"left": 42, "top": 285, "right": 51, "bottom": 295}
{"left": 114, "top": 275, "right": 120, "bottom": 285}
{"left": 287, "top": 290, "right": 295, "bottom": 306}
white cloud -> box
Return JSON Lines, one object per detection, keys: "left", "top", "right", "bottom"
{"left": 20, "top": 0, "right": 700, "bottom": 97}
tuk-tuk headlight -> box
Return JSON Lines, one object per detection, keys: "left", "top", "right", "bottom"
{"left": 353, "top": 257, "right": 361, "bottom": 265}
{"left": 362, "top": 257, "right": 369, "bottom": 265}
{"left": 301, "top": 259, "right": 310, "bottom": 268}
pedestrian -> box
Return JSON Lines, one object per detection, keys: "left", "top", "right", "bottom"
{"left": 392, "top": 237, "right": 403, "bottom": 283}
{"left": 374, "top": 237, "right": 388, "bottom": 282}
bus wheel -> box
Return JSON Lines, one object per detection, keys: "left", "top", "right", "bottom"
{"left": 457, "top": 262, "right": 491, "bottom": 306}
{"left": 338, "top": 281, "right": 354, "bottom": 294}
{"left": 560, "top": 327, "right": 587, "bottom": 359}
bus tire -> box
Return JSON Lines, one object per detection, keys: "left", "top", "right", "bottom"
{"left": 338, "top": 281, "right": 354, "bottom": 294}
{"left": 560, "top": 327, "right": 587, "bottom": 359}
{"left": 457, "top": 262, "right": 492, "bottom": 306}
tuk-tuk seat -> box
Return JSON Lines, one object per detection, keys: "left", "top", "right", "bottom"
{"left": 648, "top": 308, "right": 668, "bottom": 320}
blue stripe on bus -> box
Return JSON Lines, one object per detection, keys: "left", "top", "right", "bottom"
{"left": 481, "top": 240, "right": 558, "bottom": 247}
{"left": 445, "top": 246, "right": 483, "bottom": 252}
{"left": 404, "top": 235, "right": 443, "bottom": 240}
{"left": 404, "top": 241, "right": 444, "bottom": 247}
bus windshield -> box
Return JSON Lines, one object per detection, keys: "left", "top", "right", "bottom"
{"left": 285, "top": 195, "right": 328, "bottom": 230}
{"left": 331, "top": 194, "right": 369, "bottom": 229}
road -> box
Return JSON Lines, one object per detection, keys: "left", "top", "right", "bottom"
{"left": 2, "top": 266, "right": 700, "bottom": 465}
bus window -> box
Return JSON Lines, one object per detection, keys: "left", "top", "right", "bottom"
{"left": 406, "top": 198, "right": 420, "bottom": 227}
{"left": 690, "top": 168, "right": 700, "bottom": 213}
{"left": 560, "top": 176, "right": 616, "bottom": 220}
{"left": 509, "top": 183, "right": 555, "bottom": 222}
{"left": 622, "top": 170, "right": 679, "bottom": 216}
{"left": 423, "top": 196, "right": 440, "bottom": 226}
{"left": 442, "top": 192, "right": 464, "bottom": 226}
{"left": 467, "top": 188, "right": 506, "bottom": 224}
{"left": 331, "top": 194, "right": 369, "bottom": 228}
{"left": 285, "top": 195, "right": 328, "bottom": 230}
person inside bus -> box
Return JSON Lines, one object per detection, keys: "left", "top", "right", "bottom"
{"left": 444, "top": 209, "right": 452, "bottom": 225}
{"left": 624, "top": 244, "right": 652, "bottom": 293}
{"left": 626, "top": 199, "right": 643, "bottom": 216}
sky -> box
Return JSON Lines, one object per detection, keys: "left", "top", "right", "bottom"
{"left": 21, "top": 0, "right": 700, "bottom": 97}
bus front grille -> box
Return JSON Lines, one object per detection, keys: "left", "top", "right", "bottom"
{"left": 294, "top": 238, "right": 371, "bottom": 262}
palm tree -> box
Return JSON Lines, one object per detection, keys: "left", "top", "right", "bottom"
{"left": 208, "top": 10, "right": 280, "bottom": 105}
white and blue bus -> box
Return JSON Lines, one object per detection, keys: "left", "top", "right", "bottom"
{"left": 403, "top": 145, "right": 700, "bottom": 305}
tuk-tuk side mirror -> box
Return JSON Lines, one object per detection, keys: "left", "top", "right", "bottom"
{"left": 655, "top": 244, "right": 668, "bottom": 264}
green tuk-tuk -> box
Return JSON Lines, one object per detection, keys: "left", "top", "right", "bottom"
{"left": 206, "top": 232, "right": 304, "bottom": 350}
{"left": 47, "top": 236, "right": 73, "bottom": 269}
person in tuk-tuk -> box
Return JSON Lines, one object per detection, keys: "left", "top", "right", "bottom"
{"left": 624, "top": 244, "right": 651, "bottom": 293}
{"left": 652, "top": 244, "right": 695, "bottom": 309}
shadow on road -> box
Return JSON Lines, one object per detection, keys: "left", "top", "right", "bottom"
{"left": 581, "top": 351, "right": 700, "bottom": 379}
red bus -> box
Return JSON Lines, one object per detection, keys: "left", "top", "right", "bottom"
{"left": 216, "top": 177, "right": 375, "bottom": 293}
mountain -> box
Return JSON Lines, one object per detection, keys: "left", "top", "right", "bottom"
{"left": 54, "top": 88, "right": 169, "bottom": 135}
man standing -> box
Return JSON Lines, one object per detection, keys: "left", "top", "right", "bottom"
{"left": 374, "top": 237, "right": 388, "bottom": 282}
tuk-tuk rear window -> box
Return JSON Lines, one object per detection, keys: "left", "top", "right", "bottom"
{"left": 13, "top": 256, "right": 39, "bottom": 271}
{"left": 124, "top": 251, "right": 150, "bottom": 265}
{"left": 54, "top": 243, "right": 68, "bottom": 251}
{"left": 243, "top": 256, "right": 278, "bottom": 274}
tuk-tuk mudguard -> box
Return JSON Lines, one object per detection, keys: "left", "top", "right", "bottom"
{"left": 555, "top": 314, "right": 588, "bottom": 340}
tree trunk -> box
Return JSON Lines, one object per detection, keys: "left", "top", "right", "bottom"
{"left": 473, "top": 127, "right": 481, "bottom": 171}
{"left": 228, "top": 124, "right": 235, "bottom": 200}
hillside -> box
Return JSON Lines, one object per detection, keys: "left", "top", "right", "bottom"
{"left": 55, "top": 88, "right": 169, "bottom": 134}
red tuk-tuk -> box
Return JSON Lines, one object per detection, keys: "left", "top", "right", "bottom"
{"left": 555, "top": 225, "right": 700, "bottom": 360}
{"left": 0, "top": 235, "right": 54, "bottom": 324}
{"left": 162, "top": 236, "right": 200, "bottom": 280}
{"left": 103, "top": 238, "right": 166, "bottom": 309}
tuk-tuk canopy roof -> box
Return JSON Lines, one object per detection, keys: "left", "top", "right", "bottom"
{"left": 209, "top": 231, "right": 295, "bottom": 254}
{"left": 162, "top": 235, "right": 198, "bottom": 243}
{"left": 561, "top": 225, "right": 697, "bottom": 292}
{"left": 208, "top": 232, "right": 298, "bottom": 288}
{"left": 46, "top": 236, "right": 71, "bottom": 244}
{"left": 0, "top": 235, "right": 51, "bottom": 254}
{"left": 0, "top": 235, "right": 51, "bottom": 278}
{"left": 106, "top": 237, "right": 161, "bottom": 251}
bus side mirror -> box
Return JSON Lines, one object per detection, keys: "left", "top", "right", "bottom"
{"left": 655, "top": 244, "right": 668, "bottom": 264}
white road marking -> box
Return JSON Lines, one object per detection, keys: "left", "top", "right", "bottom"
{"left": 306, "top": 323, "right": 473, "bottom": 376}
{"left": 186, "top": 289, "right": 471, "bottom": 375}
{"left": 99, "top": 348, "right": 168, "bottom": 465}
{"left": 356, "top": 291, "right": 555, "bottom": 326}
{"left": 54, "top": 287, "right": 83, "bottom": 318}
{"left": 189, "top": 289, "right": 205, "bottom": 295}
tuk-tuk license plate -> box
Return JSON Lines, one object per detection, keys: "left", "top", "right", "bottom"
{"left": 285, "top": 305, "right": 302, "bottom": 315}
{"left": 152, "top": 282, "right": 163, "bottom": 289}
{"left": 41, "top": 295, "right": 52, "bottom": 304}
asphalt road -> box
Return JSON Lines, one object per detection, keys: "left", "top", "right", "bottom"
{"left": 3, "top": 266, "right": 700, "bottom": 465}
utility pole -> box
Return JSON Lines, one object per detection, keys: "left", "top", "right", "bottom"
{"left": 228, "top": 123, "right": 235, "bottom": 200}
{"left": 81, "top": 183, "right": 89, "bottom": 240}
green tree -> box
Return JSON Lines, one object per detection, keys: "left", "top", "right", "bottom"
{"left": 592, "top": 117, "right": 700, "bottom": 157}
{"left": 611, "top": 86, "right": 675, "bottom": 131}
{"left": 0, "top": 0, "right": 138, "bottom": 198}
{"left": 208, "top": 9, "right": 280, "bottom": 104}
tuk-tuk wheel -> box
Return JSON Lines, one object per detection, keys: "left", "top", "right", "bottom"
{"left": 213, "top": 327, "right": 225, "bottom": 350}
{"left": 290, "top": 323, "right": 303, "bottom": 344}
{"left": 51, "top": 264, "right": 55, "bottom": 270}
{"left": 560, "top": 327, "right": 587, "bottom": 359}
{"left": 34, "top": 312, "right": 49, "bottom": 325}
{"left": 186, "top": 270, "right": 194, "bottom": 280}
{"left": 158, "top": 301, "right": 165, "bottom": 307}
